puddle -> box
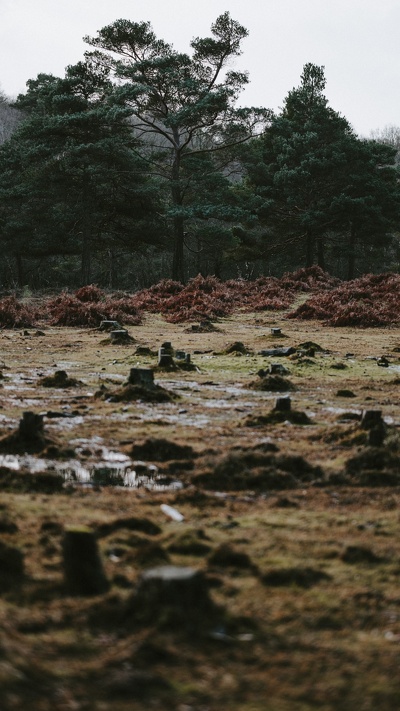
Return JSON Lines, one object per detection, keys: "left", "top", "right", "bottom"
{"left": 0, "top": 445, "right": 182, "bottom": 490}
{"left": 324, "top": 406, "right": 361, "bottom": 416}
{"left": 202, "top": 398, "right": 255, "bottom": 409}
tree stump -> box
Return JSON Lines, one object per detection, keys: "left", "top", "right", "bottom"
{"left": 158, "top": 348, "right": 175, "bottom": 368}
{"left": 99, "top": 320, "right": 121, "bottom": 331}
{"left": 361, "top": 410, "right": 383, "bottom": 430}
{"left": 368, "top": 425, "right": 386, "bottom": 447}
{"left": 274, "top": 397, "right": 292, "bottom": 412}
{"left": 0, "top": 540, "right": 24, "bottom": 591}
{"left": 126, "top": 565, "right": 217, "bottom": 627}
{"left": 110, "top": 329, "right": 130, "bottom": 343}
{"left": 62, "top": 526, "right": 109, "bottom": 596}
{"left": 128, "top": 368, "right": 155, "bottom": 388}
{"left": 270, "top": 363, "right": 290, "bottom": 375}
{"left": 19, "top": 411, "right": 44, "bottom": 442}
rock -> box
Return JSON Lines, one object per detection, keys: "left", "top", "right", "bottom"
{"left": 62, "top": 526, "right": 110, "bottom": 596}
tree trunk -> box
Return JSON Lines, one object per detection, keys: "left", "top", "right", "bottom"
{"left": 347, "top": 223, "right": 357, "bottom": 280}
{"left": 317, "top": 235, "right": 325, "bottom": 271}
{"left": 171, "top": 142, "right": 185, "bottom": 283}
{"left": 15, "top": 252, "right": 23, "bottom": 289}
{"left": 81, "top": 239, "right": 91, "bottom": 285}
{"left": 80, "top": 172, "right": 92, "bottom": 285}
{"left": 107, "top": 248, "right": 116, "bottom": 289}
{"left": 305, "top": 231, "right": 314, "bottom": 267}
{"left": 172, "top": 214, "right": 185, "bottom": 283}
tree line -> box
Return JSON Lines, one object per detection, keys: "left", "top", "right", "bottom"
{"left": 0, "top": 13, "right": 399, "bottom": 291}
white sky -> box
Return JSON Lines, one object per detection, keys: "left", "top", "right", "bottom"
{"left": 1, "top": 0, "right": 399, "bottom": 136}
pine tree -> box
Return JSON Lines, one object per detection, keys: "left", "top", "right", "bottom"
{"left": 85, "top": 12, "right": 268, "bottom": 281}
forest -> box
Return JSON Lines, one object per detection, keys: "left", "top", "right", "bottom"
{"left": 2, "top": 15, "right": 400, "bottom": 711}
{"left": 0, "top": 12, "right": 399, "bottom": 292}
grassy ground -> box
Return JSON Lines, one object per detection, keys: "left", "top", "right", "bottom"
{"left": 0, "top": 311, "right": 400, "bottom": 710}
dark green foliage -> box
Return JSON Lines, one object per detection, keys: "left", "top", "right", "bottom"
{"left": 85, "top": 13, "right": 268, "bottom": 281}
{"left": 243, "top": 64, "right": 400, "bottom": 277}
{"left": 0, "top": 64, "right": 163, "bottom": 289}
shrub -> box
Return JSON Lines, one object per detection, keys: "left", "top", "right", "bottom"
{"left": 288, "top": 272, "right": 400, "bottom": 327}
{"left": 0, "top": 296, "right": 38, "bottom": 328}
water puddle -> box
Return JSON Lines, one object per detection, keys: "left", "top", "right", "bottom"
{"left": 0, "top": 445, "right": 182, "bottom": 490}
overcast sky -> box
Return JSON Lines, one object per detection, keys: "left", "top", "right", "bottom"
{"left": 1, "top": 0, "right": 399, "bottom": 136}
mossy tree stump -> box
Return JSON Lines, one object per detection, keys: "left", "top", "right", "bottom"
{"left": 62, "top": 526, "right": 109, "bottom": 596}
{"left": 128, "top": 368, "right": 155, "bottom": 388}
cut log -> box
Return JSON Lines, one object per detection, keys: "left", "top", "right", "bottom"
{"left": 274, "top": 397, "right": 292, "bottom": 412}
{"left": 128, "top": 368, "right": 155, "bottom": 388}
{"left": 62, "top": 526, "right": 109, "bottom": 596}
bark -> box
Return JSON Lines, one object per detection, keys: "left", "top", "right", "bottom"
{"left": 317, "top": 235, "right": 325, "bottom": 271}
{"left": 80, "top": 239, "right": 91, "bottom": 285}
{"left": 305, "top": 231, "right": 315, "bottom": 267}
{"left": 107, "top": 248, "right": 116, "bottom": 289}
{"left": 15, "top": 252, "right": 23, "bottom": 289}
{"left": 347, "top": 223, "right": 357, "bottom": 280}
{"left": 171, "top": 146, "right": 185, "bottom": 283}
{"left": 172, "top": 214, "right": 185, "bottom": 283}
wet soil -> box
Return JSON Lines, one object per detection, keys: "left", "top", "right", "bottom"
{"left": 0, "top": 312, "right": 400, "bottom": 710}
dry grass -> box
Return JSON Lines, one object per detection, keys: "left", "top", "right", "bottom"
{"left": 0, "top": 311, "right": 399, "bottom": 710}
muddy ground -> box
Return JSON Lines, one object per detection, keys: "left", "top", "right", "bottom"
{"left": 0, "top": 310, "right": 400, "bottom": 710}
